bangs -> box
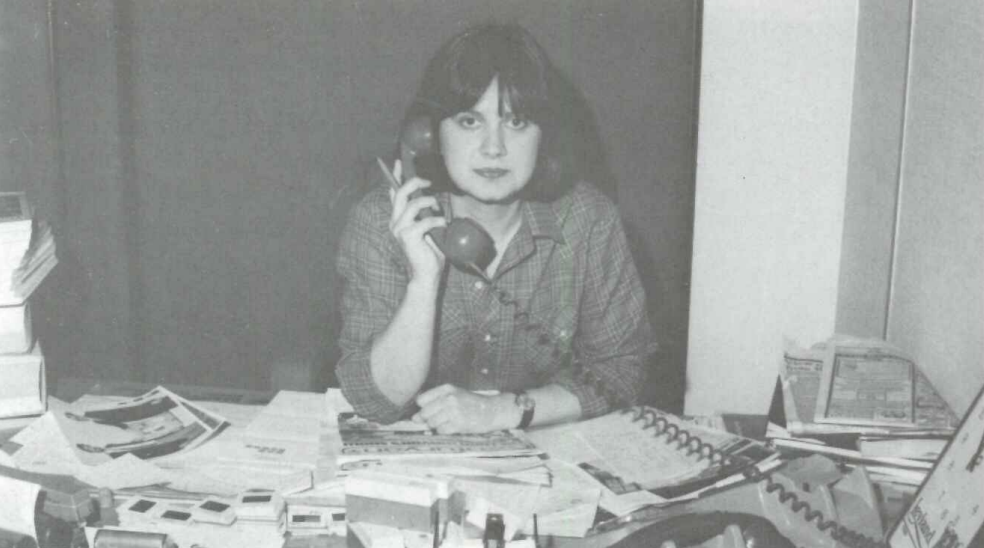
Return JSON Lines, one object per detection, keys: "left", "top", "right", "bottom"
{"left": 429, "top": 25, "right": 552, "bottom": 122}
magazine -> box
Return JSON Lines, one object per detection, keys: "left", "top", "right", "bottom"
{"left": 334, "top": 412, "right": 541, "bottom": 473}
{"left": 53, "top": 386, "right": 229, "bottom": 465}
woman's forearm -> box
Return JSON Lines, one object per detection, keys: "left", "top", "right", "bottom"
{"left": 369, "top": 277, "right": 441, "bottom": 408}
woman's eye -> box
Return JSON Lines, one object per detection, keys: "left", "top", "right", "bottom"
{"left": 506, "top": 117, "right": 529, "bottom": 130}
{"left": 454, "top": 114, "right": 480, "bottom": 129}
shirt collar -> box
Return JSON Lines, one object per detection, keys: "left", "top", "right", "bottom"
{"left": 438, "top": 193, "right": 567, "bottom": 244}
{"left": 522, "top": 199, "right": 566, "bottom": 244}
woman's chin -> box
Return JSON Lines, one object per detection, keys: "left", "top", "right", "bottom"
{"left": 456, "top": 185, "right": 523, "bottom": 206}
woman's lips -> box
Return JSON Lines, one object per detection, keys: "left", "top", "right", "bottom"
{"left": 474, "top": 168, "right": 509, "bottom": 179}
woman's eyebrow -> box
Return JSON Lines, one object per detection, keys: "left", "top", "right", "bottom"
{"left": 456, "top": 109, "right": 486, "bottom": 120}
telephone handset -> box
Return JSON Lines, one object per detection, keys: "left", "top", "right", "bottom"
{"left": 396, "top": 116, "right": 496, "bottom": 277}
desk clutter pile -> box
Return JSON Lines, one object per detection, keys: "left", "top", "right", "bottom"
{"left": 2, "top": 339, "right": 980, "bottom": 548}
{"left": 765, "top": 335, "right": 960, "bottom": 516}
{"left": 0, "top": 385, "right": 795, "bottom": 548}
{"left": 0, "top": 192, "right": 57, "bottom": 424}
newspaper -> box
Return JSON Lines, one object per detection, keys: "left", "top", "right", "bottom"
{"left": 334, "top": 412, "right": 541, "bottom": 473}
{"left": 814, "top": 341, "right": 916, "bottom": 426}
{"left": 53, "top": 386, "right": 228, "bottom": 465}
{"left": 781, "top": 337, "right": 958, "bottom": 435}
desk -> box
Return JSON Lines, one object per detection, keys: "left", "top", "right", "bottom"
{"left": 2, "top": 380, "right": 904, "bottom": 548}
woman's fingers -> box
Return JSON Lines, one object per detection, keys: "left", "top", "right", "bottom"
{"left": 416, "top": 383, "right": 457, "bottom": 407}
{"left": 392, "top": 159, "right": 403, "bottom": 182}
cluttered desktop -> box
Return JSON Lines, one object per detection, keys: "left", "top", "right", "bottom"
{"left": 2, "top": 187, "right": 982, "bottom": 547}
{"left": 2, "top": 336, "right": 983, "bottom": 548}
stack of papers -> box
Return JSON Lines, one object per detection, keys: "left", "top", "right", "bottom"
{"left": 0, "top": 193, "right": 57, "bottom": 307}
{"left": 775, "top": 336, "right": 959, "bottom": 487}
{"left": 0, "top": 192, "right": 33, "bottom": 303}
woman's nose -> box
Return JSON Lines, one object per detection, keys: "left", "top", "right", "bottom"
{"left": 480, "top": 125, "right": 506, "bottom": 158}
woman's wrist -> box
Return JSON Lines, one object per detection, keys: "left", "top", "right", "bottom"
{"left": 492, "top": 392, "right": 524, "bottom": 430}
{"left": 405, "top": 274, "right": 442, "bottom": 299}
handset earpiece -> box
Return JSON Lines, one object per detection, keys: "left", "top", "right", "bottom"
{"left": 399, "top": 116, "right": 496, "bottom": 276}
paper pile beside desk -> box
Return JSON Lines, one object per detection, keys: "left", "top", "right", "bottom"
{"left": 0, "top": 192, "right": 57, "bottom": 422}
{"left": 773, "top": 336, "right": 958, "bottom": 489}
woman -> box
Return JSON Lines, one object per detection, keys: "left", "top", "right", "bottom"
{"left": 336, "top": 23, "right": 656, "bottom": 433}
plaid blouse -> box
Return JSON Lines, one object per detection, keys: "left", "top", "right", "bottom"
{"left": 335, "top": 181, "right": 657, "bottom": 423}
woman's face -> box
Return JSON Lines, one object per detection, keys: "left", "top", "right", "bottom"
{"left": 439, "top": 77, "right": 542, "bottom": 205}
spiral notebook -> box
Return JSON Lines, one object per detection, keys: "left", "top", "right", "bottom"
{"left": 526, "top": 407, "right": 777, "bottom": 501}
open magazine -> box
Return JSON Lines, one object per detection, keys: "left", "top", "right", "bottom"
{"left": 52, "top": 386, "right": 228, "bottom": 465}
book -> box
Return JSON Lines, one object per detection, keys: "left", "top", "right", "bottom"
{"left": 334, "top": 412, "right": 541, "bottom": 473}
{"left": 0, "top": 344, "right": 45, "bottom": 419}
{"left": 0, "top": 301, "right": 33, "bottom": 354}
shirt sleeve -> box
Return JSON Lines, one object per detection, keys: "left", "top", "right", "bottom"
{"left": 549, "top": 208, "right": 657, "bottom": 418}
{"left": 334, "top": 190, "right": 418, "bottom": 423}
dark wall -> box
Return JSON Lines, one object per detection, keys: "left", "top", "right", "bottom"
{"left": 31, "top": 1, "right": 699, "bottom": 404}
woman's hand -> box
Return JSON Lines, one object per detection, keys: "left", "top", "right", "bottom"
{"left": 389, "top": 160, "right": 447, "bottom": 284}
{"left": 412, "top": 384, "right": 519, "bottom": 434}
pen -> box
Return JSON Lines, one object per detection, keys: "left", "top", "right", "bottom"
{"left": 376, "top": 157, "right": 402, "bottom": 191}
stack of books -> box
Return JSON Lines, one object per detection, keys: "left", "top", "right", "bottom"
{"left": 771, "top": 336, "right": 959, "bottom": 491}
{"left": 0, "top": 192, "right": 57, "bottom": 423}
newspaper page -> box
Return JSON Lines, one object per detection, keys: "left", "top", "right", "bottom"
{"left": 800, "top": 337, "right": 959, "bottom": 433}
{"left": 52, "top": 386, "right": 228, "bottom": 465}
{"left": 813, "top": 340, "right": 916, "bottom": 426}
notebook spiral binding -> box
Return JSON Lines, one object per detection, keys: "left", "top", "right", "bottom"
{"left": 624, "top": 406, "right": 888, "bottom": 548}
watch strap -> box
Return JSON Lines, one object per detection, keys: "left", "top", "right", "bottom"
{"left": 516, "top": 391, "right": 535, "bottom": 429}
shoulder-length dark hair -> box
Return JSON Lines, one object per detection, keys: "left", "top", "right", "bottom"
{"left": 400, "top": 23, "right": 581, "bottom": 203}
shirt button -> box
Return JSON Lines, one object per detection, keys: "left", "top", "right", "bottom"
{"left": 483, "top": 333, "right": 493, "bottom": 343}
{"left": 474, "top": 281, "right": 485, "bottom": 290}
{"left": 480, "top": 368, "right": 490, "bottom": 375}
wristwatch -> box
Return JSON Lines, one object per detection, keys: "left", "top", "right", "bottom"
{"left": 514, "top": 391, "right": 536, "bottom": 429}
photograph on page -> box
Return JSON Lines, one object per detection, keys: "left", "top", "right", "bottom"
{"left": 53, "top": 386, "right": 228, "bottom": 465}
